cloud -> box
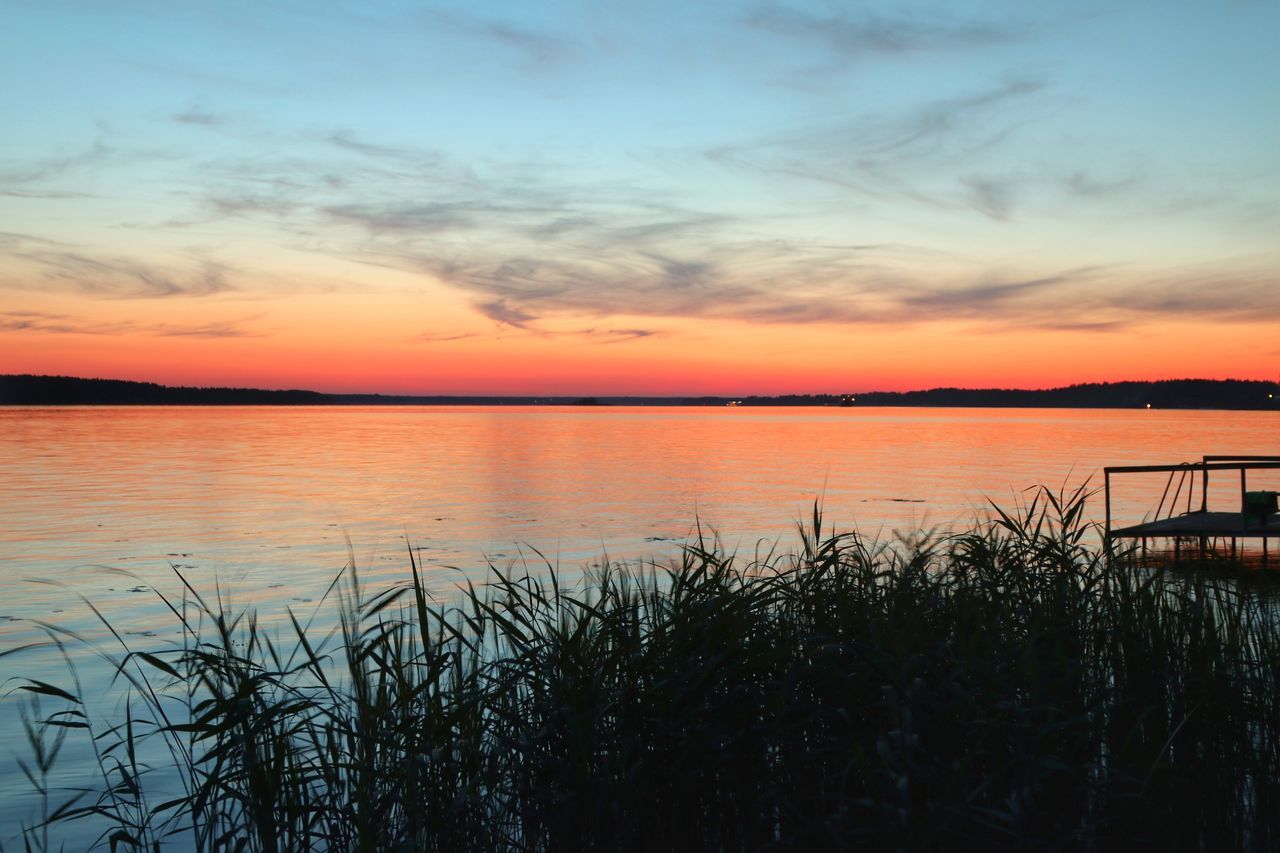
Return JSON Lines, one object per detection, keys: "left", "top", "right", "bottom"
{"left": 411, "top": 330, "right": 483, "bottom": 343}
{"left": 0, "top": 231, "right": 69, "bottom": 249}
{"left": 325, "top": 202, "right": 479, "bottom": 234}
{"left": 0, "top": 311, "right": 117, "bottom": 335}
{"left": 40, "top": 253, "right": 232, "bottom": 298}
{"left": 0, "top": 189, "right": 94, "bottom": 199}
{"left": 205, "top": 194, "right": 298, "bottom": 218}
{"left": 595, "top": 328, "right": 662, "bottom": 343}
{"left": 323, "top": 132, "right": 451, "bottom": 175}
{"left": 171, "top": 108, "right": 229, "bottom": 127}
{"left": 0, "top": 311, "right": 260, "bottom": 338}
{"left": 383, "top": 242, "right": 876, "bottom": 328}
{"left": 706, "top": 78, "right": 1049, "bottom": 210}
{"left": 408, "top": 325, "right": 662, "bottom": 345}
{"left": 477, "top": 299, "right": 539, "bottom": 329}
{"left": 899, "top": 269, "right": 1098, "bottom": 313}
{"left": 1101, "top": 269, "right": 1280, "bottom": 321}
{"left": 746, "top": 5, "right": 1027, "bottom": 58}
{"left": 151, "top": 319, "right": 260, "bottom": 338}
{"left": 883, "top": 264, "right": 1280, "bottom": 328}
{"left": 327, "top": 131, "right": 422, "bottom": 161}
{"left": 0, "top": 138, "right": 112, "bottom": 185}
{"left": 650, "top": 255, "right": 716, "bottom": 289}
{"left": 366, "top": 228, "right": 1280, "bottom": 335}
{"left": 8, "top": 109, "right": 1267, "bottom": 344}
{"left": 0, "top": 236, "right": 236, "bottom": 299}
{"left": 1036, "top": 319, "right": 1130, "bottom": 333}
{"left": 421, "top": 10, "right": 574, "bottom": 68}
{"left": 473, "top": 20, "right": 570, "bottom": 67}
{"left": 962, "top": 174, "right": 1019, "bottom": 220}
{"left": 1065, "top": 170, "right": 1142, "bottom": 199}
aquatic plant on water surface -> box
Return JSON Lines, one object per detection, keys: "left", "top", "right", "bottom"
{"left": 9, "top": 484, "right": 1280, "bottom": 851}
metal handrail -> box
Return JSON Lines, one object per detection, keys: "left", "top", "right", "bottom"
{"left": 1154, "top": 464, "right": 1194, "bottom": 522}
{"left": 1104, "top": 460, "right": 1280, "bottom": 540}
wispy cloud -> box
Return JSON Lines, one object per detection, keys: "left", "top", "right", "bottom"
{"left": 7, "top": 107, "right": 1272, "bottom": 342}
{"left": 477, "top": 299, "right": 539, "bottom": 329}
{"left": 419, "top": 9, "right": 574, "bottom": 69}
{"left": 171, "top": 108, "right": 230, "bottom": 127}
{"left": 0, "top": 189, "right": 94, "bottom": 199}
{"left": 1100, "top": 269, "right": 1280, "bottom": 321}
{"left": 0, "top": 236, "right": 236, "bottom": 299}
{"left": 961, "top": 174, "right": 1019, "bottom": 220}
{"left": 0, "top": 310, "right": 260, "bottom": 338}
{"left": 326, "top": 131, "right": 428, "bottom": 162}
{"left": 151, "top": 319, "right": 261, "bottom": 337}
{"left": 205, "top": 194, "right": 299, "bottom": 219}
{"left": 593, "top": 328, "right": 663, "bottom": 343}
{"left": 0, "top": 311, "right": 119, "bottom": 335}
{"left": 1064, "top": 170, "right": 1143, "bottom": 199}
{"left": 899, "top": 269, "right": 1099, "bottom": 314}
{"left": 473, "top": 20, "right": 570, "bottom": 67}
{"left": 706, "top": 78, "right": 1050, "bottom": 211}
{"left": 411, "top": 330, "right": 484, "bottom": 343}
{"left": 746, "top": 5, "right": 1028, "bottom": 58}
{"left": 325, "top": 202, "right": 480, "bottom": 235}
{"left": 374, "top": 236, "right": 1280, "bottom": 334}
{"left": 0, "top": 138, "right": 113, "bottom": 185}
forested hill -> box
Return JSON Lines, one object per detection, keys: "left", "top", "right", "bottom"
{"left": 1, "top": 374, "right": 1277, "bottom": 410}
{"left": 747, "top": 379, "right": 1279, "bottom": 410}
{"left": 0, "top": 375, "right": 331, "bottom": 405}
{"left": 0, "top": 375, "right": 517, "bottom": 405}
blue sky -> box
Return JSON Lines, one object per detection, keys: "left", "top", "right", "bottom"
{"left": 1, "top": 0, "right": 1277, "bottom": 392}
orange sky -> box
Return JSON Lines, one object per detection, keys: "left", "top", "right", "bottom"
{"left": 1, "top": 286, "right": 1274, "bottom": 395}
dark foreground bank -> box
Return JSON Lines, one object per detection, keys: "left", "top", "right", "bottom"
{"left": 12, "top": 486, "right": 1280, "bottom": 851}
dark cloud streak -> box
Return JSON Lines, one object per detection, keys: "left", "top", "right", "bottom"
{"left": 706, "top": 78, "right": 1049, "bottom": 213}
{"left": 0, "top": 236, "right": 236, "bottom": 299}
{"left": 747, "top": 5, "right": 1028, "bottom": 58}
{"left": 172, "top": 108, "right": 230, "bottom": 127}
{"left": 0, "top": 311, "right": 260, "bottom": 338}
{"left": 416, "top": 9, "right": 574, "bottom": 69}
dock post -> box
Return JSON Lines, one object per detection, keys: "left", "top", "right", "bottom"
{"left": 1104, "top": 470, "right": 1112, "bottom": 560}
{"left": 1241, "top": 467, "right": 1248, "bottom": 531}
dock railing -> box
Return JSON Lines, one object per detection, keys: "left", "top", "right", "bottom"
{"left": 1103, "top": 457, "right": 1280, "bottom": 559}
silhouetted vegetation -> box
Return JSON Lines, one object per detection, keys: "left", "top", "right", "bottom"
{"left": 4, "top": 374, "right": 1278, "bottom": 410}
{"left": 0, "top": 375, "right": 331, "bottom": 406}
{"left": 11, "top": 487, "right": 1280, "bottom": 850}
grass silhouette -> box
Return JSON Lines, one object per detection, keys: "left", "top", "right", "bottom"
{"left": 10, "top": 484, "right": 1280, "bottom": 850}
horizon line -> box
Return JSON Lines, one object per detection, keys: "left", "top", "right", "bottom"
{"left": 4, "top": 373, "right": 1278, "bottom": 402}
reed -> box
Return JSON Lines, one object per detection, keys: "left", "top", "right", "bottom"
{"left": 10, "top": 484, "right": 1280, "bottom": 851}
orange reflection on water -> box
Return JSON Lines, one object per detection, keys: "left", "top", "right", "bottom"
{"left": 3, "top": 404, "right": 1277, "bottom": 625}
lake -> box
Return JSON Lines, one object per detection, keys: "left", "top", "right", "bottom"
{"left": 3, "top": 405, "right": 1278, "bottom": 642}
{"left": 1, "top": 404, "right": 1277, "bottom": 842}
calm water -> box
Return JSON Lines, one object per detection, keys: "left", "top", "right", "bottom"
{"left": 2, "top": 405, "right": 1278, "bottom": 642}
{"left": 1, "top": 405, "right": 1277, "bottom": 842}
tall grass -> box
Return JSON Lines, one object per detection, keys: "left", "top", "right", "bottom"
{"left": 10, "top": 484, "right": 1280, "bottom": 850}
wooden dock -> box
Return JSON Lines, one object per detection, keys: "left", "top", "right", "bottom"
{"left": 1110, "top": 511, "right": 1280, "bottom": 540}
{"left": 1104, "top": 456, "right": 1280, "bottom": 565}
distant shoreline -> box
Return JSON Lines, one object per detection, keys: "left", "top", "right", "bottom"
{"left": 3, "top": 374, "right": 1278, "bottom": 411}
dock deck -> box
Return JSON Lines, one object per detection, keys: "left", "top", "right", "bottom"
{"left": 1110, "top": 510, "right": 1280, "bottom": 540}
{"left": 1104, "top": 456, "right": 1280, "bottom": 564}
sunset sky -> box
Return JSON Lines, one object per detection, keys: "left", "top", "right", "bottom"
{"left": 1, "top": 0, "right": 1277, "bottom": 395}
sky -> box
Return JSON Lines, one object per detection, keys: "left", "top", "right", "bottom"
{"left": 1, "top": 0, "right": 1277, "bottom": 395}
